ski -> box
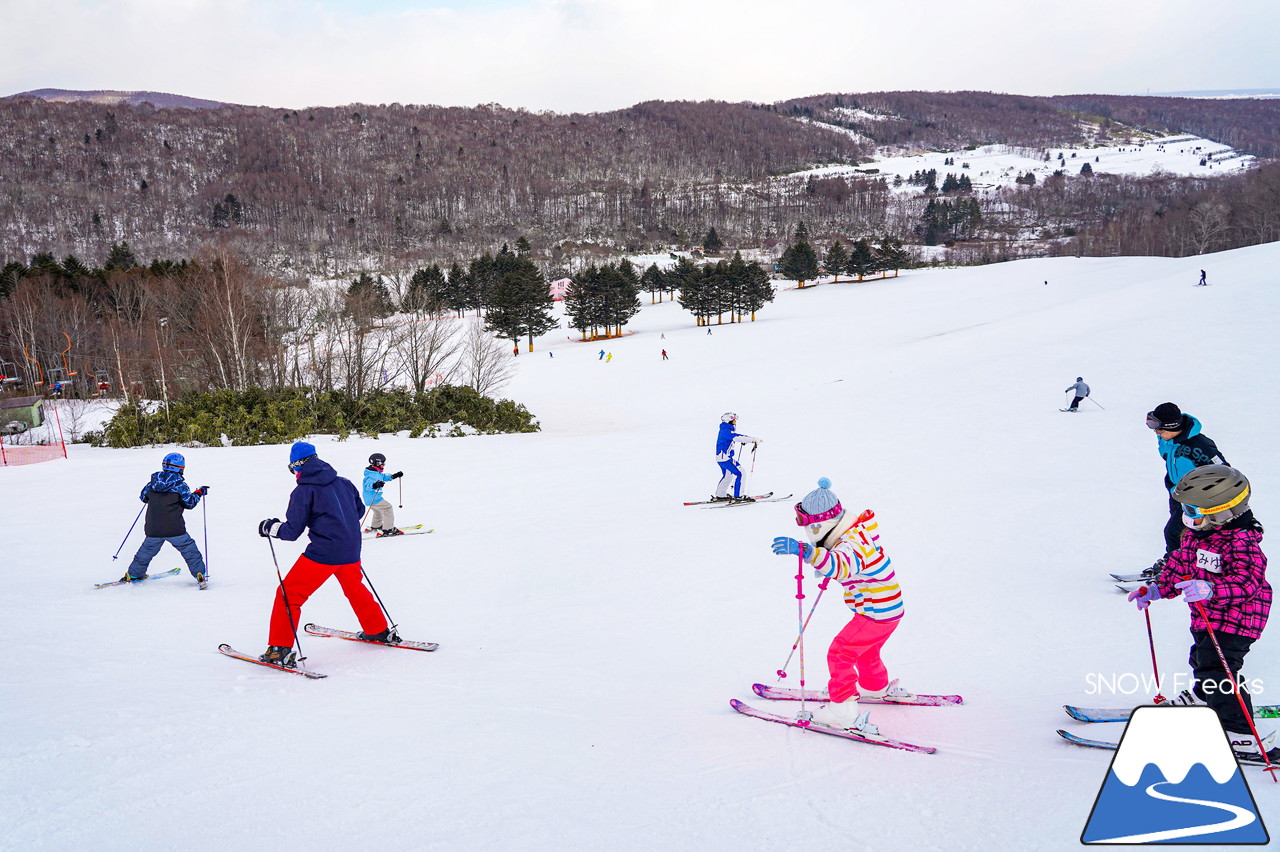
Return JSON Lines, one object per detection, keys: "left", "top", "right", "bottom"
{"left": 1058, "top": 409, "right": 1079, "bottom": 413}
{"left": 702, "top": 493, "right": 794, "bottom": 509}
{"left": 730, "top": 699, "right": 937, "bottom": 754}
{"left": 362, "top": 524, "right": 433, "bottom": 539}
{"left": 683, "top": 492, "right": 774, "bottom": 506}
{"left": 752, "top": 683, "right": 963, "bottom": 706}
{"left": 304, "top": 623, "right": 439, "bottom": 651}
{"left": 1110, "top": 571, "right": 1157, "bottom": 583}
{"left": 1058, "top": 728, "right": 1278, "bottom": 768}
{"left": 1065, "top": 703, "right": 1280, "bottom": 723}
{"left": 217, "top": 644, "right": 327, "bottom": 678}
{"left": 94, "top": 567, "right": 182, "bottom": 588}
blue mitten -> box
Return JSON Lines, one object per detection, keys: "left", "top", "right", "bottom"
{"left": 771, "top": 536, "right": 809, "bottom": 559}
{"left": 1127, "top": 583, "right": 1162, "bottom": 611}
{"left": 1175, "top": 579, "right": 1214, "bottom": 603}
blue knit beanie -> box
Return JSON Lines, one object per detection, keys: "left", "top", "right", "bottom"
{"left": 289, "top": 441, "right": 317, "bottom": 464}
{"left": 801, "top": 477, "right": 841, "bottom": 515}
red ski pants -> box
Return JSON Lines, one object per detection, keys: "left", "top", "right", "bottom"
{"left": 268, "top": 554, "right": 388, "bottom": 647}
{"left": 827, "top": 616, "right": 900, "bottom": 703}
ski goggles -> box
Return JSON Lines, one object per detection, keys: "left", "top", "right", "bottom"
{"left": 1146, "top": 414, "right": 1180, "bottom": 431}
{"left": 795, "top": 501, "right": 843, "bottom": 527}
{"left": 288, "top": 455, "right": 314, "bottom": 473}
{"left": 1181, "top": 486, "right": 1249, "bottom": 519}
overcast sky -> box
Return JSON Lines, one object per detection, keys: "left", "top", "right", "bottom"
{"left": 2, "top": 0, "right": 1276, "bottom": 113}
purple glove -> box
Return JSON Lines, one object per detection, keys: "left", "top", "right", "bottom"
{"left": 1128, "top": 584, "right": 1162, "bottom": 610}
{"left": 1176, "top": 579, "right": 1214, "bottom": 603}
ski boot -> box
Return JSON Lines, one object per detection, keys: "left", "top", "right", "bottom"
{"left": 860, "top": 679, "right": 916, "bottom": 702}
{"left": 809, "top": 699, "right": 880, "bottom": 736}
{"left": 730, "top": 495, "right": 756, "bottom": 504}
{"left": 709, "top": 495, "right": 732, "bottom": 503}
{"left": 357, "top": 628, "right": 401, "bottom": 644}
{"left": 378, "top": 527, "right": 404, "bottom": 537}
{"left": 259, "top": 646, "right": 297, "bottom": 668}
{"left": 1140, "top": 556, "right": 1167, "bottom": 581}
{"left": 119, "top": 573, "right": 146, "bottom": 583}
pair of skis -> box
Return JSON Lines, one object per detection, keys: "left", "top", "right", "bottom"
{"left": 94, "top": 567, "right": 183, "bottom": 589}
{"left": 1059, "top": 701, "right": 1280, "bottom": 764}
{"left": 362, "top": 523, "right": 433, "bottom": 539}
{"left": 733, "top": 683, "right": 964, "bottom": 754}
{"left": 218, "top": 623, "right": 438, "bottom": 678}
{"left": 682, "top": 492, "right": 794, "bottom": 508}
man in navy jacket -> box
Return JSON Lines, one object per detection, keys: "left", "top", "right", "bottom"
{"left": 257, "top": 442, "right": 392, "bottom": 666}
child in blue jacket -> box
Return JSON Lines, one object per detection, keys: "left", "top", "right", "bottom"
{"left": 362, "top": 452, "right": 404, "bottom": 535}
{"left": 121, "top": 452, "right": 208, "bottom": 586}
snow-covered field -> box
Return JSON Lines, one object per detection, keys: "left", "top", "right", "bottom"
{"left": 793, "top": 133, "right": 1255, "bottom": 193}
{"left": 3, "top": 243, "right": 1279, "bottom": 851}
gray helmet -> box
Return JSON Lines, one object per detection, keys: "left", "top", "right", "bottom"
{"left": 1172, "top": 465, "right": 1251, "bottom": 526}
{"left": 721, "top": 412, "right": 737, "bottom": 423}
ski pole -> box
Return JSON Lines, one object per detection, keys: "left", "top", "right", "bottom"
{"left": 398, "top": 476, "right": 403, "bottom": 509}
{"left": 1184, "top": 577, "right": 1278, "bottom": 780}
{"left": 795, "top": 549, "right": 811, "bottom": 724}
{"left": 266, "top": 535, "right": 306, "bottom": 662}
{"left": 202, "top": 496, "right": 210, "bottom": 578}
{"left": 1143, "top": 608, "right": 1167, "bottom": 704}
{"left": 1088, "top": 397, "right": 1105, "bottom": 410}
{"left": 359, "top": 565, "right": 397, "bottom": 632}
{"left": 112, "top": 506, "right": 145, "bottom": 560}
{"left": 777, "top": 577, "right": 830, "bottom": 680}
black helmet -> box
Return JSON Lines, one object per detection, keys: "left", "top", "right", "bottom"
{"left": 1173, "top": 465, "right": 1251, "bottom": 528}
{"left": 369, "top": 453, "right": 386, "bottom": 467}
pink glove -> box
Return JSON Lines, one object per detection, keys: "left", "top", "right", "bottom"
{"left": 1128, "top": 584, "right": 1161, "bottom": 610}
{"left": 1175, "top": 579, "right": 1214, "bottom": 603}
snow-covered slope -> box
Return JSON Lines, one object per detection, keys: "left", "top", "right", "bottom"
{"left": 3, "top": 244, "right": 1278, "bottom": 851}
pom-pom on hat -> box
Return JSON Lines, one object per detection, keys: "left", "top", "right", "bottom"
{"left": 796, "top": 477, "right": 844, "bottom": 526}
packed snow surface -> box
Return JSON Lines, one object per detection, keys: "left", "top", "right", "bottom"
{"left": 3, "top": 244, "right": 1279, "bottom": 851}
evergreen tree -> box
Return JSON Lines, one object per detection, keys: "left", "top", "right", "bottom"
{"left": 641, "top": 262, "right": 666, "bottom": 303}
{"left": 875, "top": 237, "right": 909, "bottom": 277}
{"left": 466, "top": 253, "right": 498, "bottom": 316}
{"left": 940, "top": 173, "right": 960, "bottom": 194}
{"left": 703, "top": 227, "right": 724, "bottom": 253}
{"left": 485, "top": 257, "right": 557, "bottom": 351}
{"left": 779, "top": 222, "right": 819, "bottom": 286}
{"left": 404, "top": 264, "right": 448, "bottom": 313}
{"left": 824, "top": 240, "right": 848, "bottom": 283}
{"left": 347, "top": 272, "right": 395, "bottom": 321}
{"left": 515, "top": 236, "right": 532, "bottom": 256}
{"left": 104, "top": 241, "right": 139, "bottom": 271}
{"left": 846, "top": 238, "right": 876, "bottom": 280}
{"left": 445, "top": 262, "right": 469, "bottom": 316}
{"left": 1080, "top": 161, "right": 1093, "bottom": 176}
{"left": 728, "top": 251, "right": 774, "bottom": 321}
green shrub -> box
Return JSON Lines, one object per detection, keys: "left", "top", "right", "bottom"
{"left": 92, "top": 386, "right": 539, "bottom": 448}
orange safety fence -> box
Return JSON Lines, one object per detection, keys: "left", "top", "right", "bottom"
{"left": 0, "top": 440, "right": 67, "bottom": 466}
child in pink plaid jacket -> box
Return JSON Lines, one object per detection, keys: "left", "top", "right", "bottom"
{"left": 1130, "top": 465, "right": 1272, "bottom": 758}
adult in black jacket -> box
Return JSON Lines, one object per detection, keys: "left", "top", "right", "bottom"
{"left": 121, "top": 452, "right": 207, "bottom": 584}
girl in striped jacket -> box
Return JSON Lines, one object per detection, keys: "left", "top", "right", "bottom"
{"left": 771, "top": 477, "right": 911, "bottom": 736}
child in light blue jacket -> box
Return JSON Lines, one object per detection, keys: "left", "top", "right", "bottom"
{"left": 362, "top": 452, "right": 403, "bottom": 535}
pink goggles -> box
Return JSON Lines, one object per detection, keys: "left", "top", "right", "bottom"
{"left": 795, "top": 501, "right": 842, "bottom": 527}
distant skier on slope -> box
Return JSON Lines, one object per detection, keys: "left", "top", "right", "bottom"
{"left": 1063, "top": 377, "right": 1090, "bottom": 412}
{"left": 712, "top": 412, "right": 761, "bottom": 503}
{"left": 770, "top": 478, "right": 913, "bottom": 736}
{"left": 362, "top": 452, "right": 403, "bottom": 536}
{"left": 1128, "top": 465, "right": 1277, "bottom": 764}
{"left": 256, "top": 442, "right": 396, "bottom": 667}
{"left": 1199, "top": 269, "right": 1208, "bottom": 286}
{"left": 119, "top": 452, "right": 208, "bottom": 586}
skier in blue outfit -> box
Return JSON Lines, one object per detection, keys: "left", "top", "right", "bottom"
{"left": 362, "top": 452, "right": 403, "bottom": 535}
{"left": 712, "top": 412, "right": 762, "bottom": 503}
{"left": 121, "top": 452, "right": 208, "bottom": 586}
